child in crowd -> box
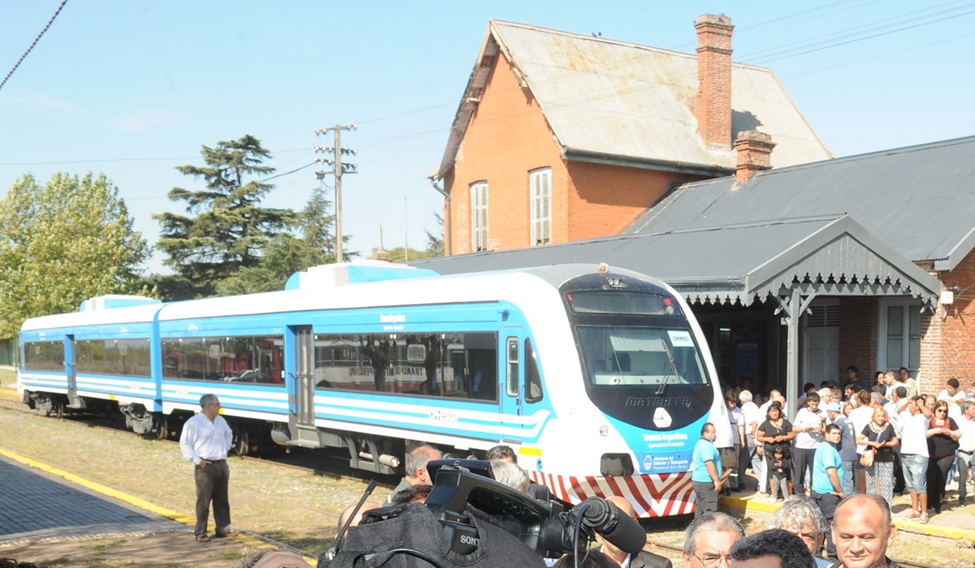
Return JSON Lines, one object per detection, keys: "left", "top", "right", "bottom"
{"left": 769, "top": 447, "right": 792, "bottom": 501}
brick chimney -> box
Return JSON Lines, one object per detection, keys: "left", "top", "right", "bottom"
{"left": 735, "top": 130, "right": 775, "bottom": 183}
{"left": 695, "top": 14, "right": 734, "bottom": 148}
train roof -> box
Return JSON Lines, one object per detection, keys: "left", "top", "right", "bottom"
{"left": 21, "top": 262, "right": 668, "bottom": 332}
{"left": 21, "top": 302, "right": 165, "bottom": 332}
{"left": 156, "top": 263, "right": 633, "bottom": 322}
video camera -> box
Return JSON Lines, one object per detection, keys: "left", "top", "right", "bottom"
{"left": 320, "top": 459, "right": 647, "bottom": 568}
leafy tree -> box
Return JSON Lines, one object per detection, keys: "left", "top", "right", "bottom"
{"left": 0, "top": 173, "right": 150, "bottom": 338}
{"left": 153, "top": 135, "right": 294, "bottom": 298}
{"left": 425, "top": 212, "right": 444, "bottom": 257}
{"left": 214, "top": 184, "right": 357, "bottom": 296}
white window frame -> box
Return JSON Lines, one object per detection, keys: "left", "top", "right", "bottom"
{"left": 529, "top": 168, "right": 551, "bottom": 246}
{"left": 470, "top": 181, "right": 488, "bottom": 252}
{"left": 877, "top": 298, "right": 922, "bottom": 376}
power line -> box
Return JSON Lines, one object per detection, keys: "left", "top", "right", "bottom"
{"left": 0, "top": 0, "right": 70, "bottom": 93}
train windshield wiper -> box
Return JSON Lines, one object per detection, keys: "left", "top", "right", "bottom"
{"left": 655, "top": 339, "right": 679, "bottom": 395}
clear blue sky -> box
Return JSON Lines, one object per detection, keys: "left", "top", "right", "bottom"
{"left": 2, "top": 1, "right": 974, "bottom": 274}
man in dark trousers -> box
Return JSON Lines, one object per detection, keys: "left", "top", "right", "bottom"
{"left": 179, "top": 393, "right": 235, "bottom": 542}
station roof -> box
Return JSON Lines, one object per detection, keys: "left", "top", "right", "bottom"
{"left": 627, "top": 135, "right": 975, "bottom": 272}
{"left": 409, "top": 215, "right": 941, "bottom": 308}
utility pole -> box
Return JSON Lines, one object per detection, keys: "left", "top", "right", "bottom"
{"left": 314, "top": 124, "right": 357, "bottom": 263}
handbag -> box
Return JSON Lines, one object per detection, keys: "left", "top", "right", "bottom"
{"left": 859, "top": 448, "right": 875, "bottom": 467}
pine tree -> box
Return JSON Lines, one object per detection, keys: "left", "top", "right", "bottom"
{"left": 153, "top": 135, "right": 293, "bottom": 298}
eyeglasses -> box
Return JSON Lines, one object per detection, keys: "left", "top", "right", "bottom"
{"left": 936, "top": 408, "right": 947, "bottom": 413}
{"left": 694, "top": 553, "right": 732, "bottom": 567}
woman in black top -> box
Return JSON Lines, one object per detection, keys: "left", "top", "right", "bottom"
{"left": 927, "top": 400, "right": 961, "bottom": 515}
{"left": 756, "top": 402, "right": 795, "bottom": 497}
{"left": 856, "top": 406, "right": 898, "bottom": 506}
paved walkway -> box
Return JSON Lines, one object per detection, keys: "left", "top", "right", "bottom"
{"left": 0, "top": 454, "right": 187, "bottom": 543}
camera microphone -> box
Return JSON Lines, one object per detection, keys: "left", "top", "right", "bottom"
{"left": 577, "top": 497, "right": 647, "bottom": 556}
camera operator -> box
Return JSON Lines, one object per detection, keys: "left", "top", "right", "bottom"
{"left": 598, "top": 497, "right": 671, "bottom": 568}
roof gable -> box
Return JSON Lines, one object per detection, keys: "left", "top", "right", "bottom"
{"left": 435, "top": 19, "right": 832, "bottom": 180}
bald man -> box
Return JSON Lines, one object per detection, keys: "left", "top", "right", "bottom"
{"left": 598, "top": 496, "right": 672, "bottom": 568}
{"left": 830, "top": 494, "right": 899, "bottom": 568}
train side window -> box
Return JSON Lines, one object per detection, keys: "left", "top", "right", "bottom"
{"left": 23, "top": 340, "right": 65, "bottom": 371}
{"left": 313, "top": 331, "right": 497, "bottom": 402}
{"left": 506, "top": 337, "right": 519, "bottom": 397}
{"left": 525, "top": 338, "right": 544, "bottom": 403}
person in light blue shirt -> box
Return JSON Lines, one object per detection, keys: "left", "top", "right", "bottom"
{"left": 691, "top": 422, "right": 724, "bottom": 519}
{"left": 811, "top": 423, "right": 844, "bottom": 559}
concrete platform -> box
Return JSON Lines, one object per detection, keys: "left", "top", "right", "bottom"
{"left": 0, "top": 453, "right": 188, "bottom": 543}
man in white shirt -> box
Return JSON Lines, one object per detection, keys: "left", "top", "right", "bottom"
{"left": 792, "top": 393, "right": 825, "bottom": 496}
{"left": 179, "top": 393, "right": 235, "bottom": 542}
{"left": 883, "top": 369, "right": 904, "bottom": 400}
{"left": 899, "top": 395, "right": 933, "bottom": 522}
{"left": 739, "top": 390, "right": 767, "bottom": 494}
{"left": 939, "top": 378, "right": 967, "bottom": 412}
{"left": 956, "top": 401, "right": 975, "bottom": 505}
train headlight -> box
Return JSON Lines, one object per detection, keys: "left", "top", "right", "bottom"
{"left": 599, "top": 424, "right": 609, "bottom": 437}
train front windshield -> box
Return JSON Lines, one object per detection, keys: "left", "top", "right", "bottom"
{"left": 576, "top": 327, "right": 707, "bottom": 387}
{"left": 563, "top": 280, "right": 715, "bottom": 431}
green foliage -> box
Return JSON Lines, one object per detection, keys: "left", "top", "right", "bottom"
{"left": 377, "top": 246, "right": 434, "bottom": 263}
{"left": 0, "top": 173, "right": 150, "bottom": 339}
{"left": 425, "top": 212, "right": 444, "bottom": 257}
{"left": 153, "top": 135, "right": 294, "bottom": 299}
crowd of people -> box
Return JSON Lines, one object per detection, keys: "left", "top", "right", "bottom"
{"left": 700, "top": 370, "right": 974, "bottom": 527}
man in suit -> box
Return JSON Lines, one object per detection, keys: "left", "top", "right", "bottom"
{"left": 599, "top": 496, "right": 672, "bottom": 568}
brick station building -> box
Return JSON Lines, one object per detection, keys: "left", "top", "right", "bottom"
{"left": 421, "top": 16, "right": 975, "bottom": 411}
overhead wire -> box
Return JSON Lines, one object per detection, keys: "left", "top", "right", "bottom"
{"left": 0, "top": 0, "right": 70, "bottom": 93}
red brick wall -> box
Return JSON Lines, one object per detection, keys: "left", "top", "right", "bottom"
{"left": 926, "top": 247, "right": 975, "bottom": 393}
{"left": 448, "top": 51, "right": 566, "bottom": 254}
{"left": 565, "top": 162, "right": 700, "bottom": 241}
{"left": 838, "top": 297, "right": 878, "bottom": 382}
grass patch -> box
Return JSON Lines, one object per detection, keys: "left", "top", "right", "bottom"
{"left": 0, "top": 367, "right": 16, "bottom": 388}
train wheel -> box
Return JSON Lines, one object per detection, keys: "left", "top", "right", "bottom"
{"left": 53, "top": 399, "right": 65, "bottom": 419}
{"left": 154, "top": 416, "right": 169, "bottom": 440}
{"left": 232, "top": 428, "right": 250, "bottom": 456}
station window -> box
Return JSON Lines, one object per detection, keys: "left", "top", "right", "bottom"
{"left": 471, "top": 181, "right": 489, "bottom": 252}
{"left": 530, "top": 168, "right": 551, "bottom": 246}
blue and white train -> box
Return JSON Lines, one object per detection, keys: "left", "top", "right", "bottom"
{"left": 17, "top": 261, "right": 729, "bottom": 517}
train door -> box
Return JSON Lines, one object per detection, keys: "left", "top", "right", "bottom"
{"left": 501, "top": 332, "right": 523, "bottom": 443}
{"left": 65, "top": 335, "right": 79, "bottom": 408}
{"left": 288, "top": 326, "right": 318, "bottom": 446}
